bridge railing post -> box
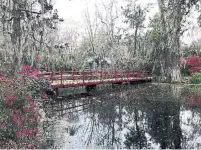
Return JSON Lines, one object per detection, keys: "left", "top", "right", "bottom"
{"left": 72, "top": 71, "right": 74, "bottom": 81}
{"left": 100, "top": 70, "right": 102, "bottom": 81}
{"left": 114, "top": 70, "right": 117, "bottom": 81}
{"left": 90, "top": 70, "right": 93, "bottom": 80}
{"left": 127, "top": 71, "right": 130, "bottom": 80}
{"left": 135, "top": 71, "right": 139, "bottom": 78}
{"left": 133, "top": 71, "right": 136, "bottom": 81}
{"left": 60, "top": 71, "right": 63, "bottom": 85}
{"left": 108, "top": 70, "right": 111, "bottom": 80}
{"left": 51, "top": 71, "right": 54, "bottom": 84}
{"left": 143, "top": 71, "right": 145, "bottom": 80}
{"left": 82, "top": 70, "right": 85, "bottom": 84}
{"left": 104, "top": 71, "right": 107, "bottom": 80}
{"left": 145, "top": 71, "right": 149, "bottom": 80}
{"left": 121, "top": 70, "right": 124, "bottom": 80}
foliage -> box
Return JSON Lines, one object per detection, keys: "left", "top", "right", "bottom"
{"left": 186, "top": 56, "right": 201, "bottom": 75}
{"left": 0, "top": 65, "right": 48, "bottom": 148}
{"left": 190, "top": 72, "right": 201, "bottom": 84}
{"left": 181, "top": 41, "right": 201, "bottom": 57}
{"left": 0, "top": 0, "right": 200, "bottom": 82}
{"left": 123, "top": 1, "right": 147, "bottom": 29}
{"left": 146, "top": 14, "right": 162, "bottom": 76}
{"left": 0, "top": 0, "right": 64, "bottom": 74}
{"left": 122, "top": 0, "right": 148, "bottom": 57}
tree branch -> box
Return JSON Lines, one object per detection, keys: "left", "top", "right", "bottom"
{"left": 31, "top": 32, "right": 52, "bottom": 51}
{"left": 4, "top": 17, "right": 14, "bottom": 22}
{"left": 18, "top": 9, "right": 42, "bottom": 14}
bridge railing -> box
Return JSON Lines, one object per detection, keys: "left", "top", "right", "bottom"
{"left": 37, "top": 70, "right": 149, "bottom": 86}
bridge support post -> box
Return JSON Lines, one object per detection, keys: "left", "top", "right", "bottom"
{"left": 112, "top": 82, "right": 123, "bottom": 85}
{"left": 86, "top": 85, "right": 96, "bottom": 93}
{"left": 112, "top": 82, "right": 123, "bottom": 89}
{"left": 54, "top": 88, "right": 59, "bottom": 97}
{"left": 130, "top": 80, "right": 141, "bottom": 85}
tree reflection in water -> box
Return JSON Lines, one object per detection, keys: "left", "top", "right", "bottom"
{"left": 42, "top": 84, "right": 201, "bottom": 149}
{"left": 144, "top": 85, "right": 182, "bottom": 149}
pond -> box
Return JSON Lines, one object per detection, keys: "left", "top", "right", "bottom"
{"left": 41, "top": 84, "right": 201, "bottom": 149}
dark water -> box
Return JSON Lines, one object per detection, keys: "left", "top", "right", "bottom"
{"left": 41, "top": 84, "right": 201, "bottom": 149}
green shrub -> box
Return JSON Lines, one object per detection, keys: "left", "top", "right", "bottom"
{"left": 190, "top": 72, "right": 201, "bottom": 84}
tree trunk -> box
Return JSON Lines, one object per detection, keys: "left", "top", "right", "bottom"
{"left": 157, "top": 0, "right": 182, "bottom": 83}
{"left": 157, "top": 0, "right": 171, "bottom": 82}
{"left": 170, "top": 0, "right": 182, "bottom": 83}
{"left": 12, "top": 0, "right": 22, "bottom": 75}
{"left": 133, "top": 24, "right": 138, "bottom": 56}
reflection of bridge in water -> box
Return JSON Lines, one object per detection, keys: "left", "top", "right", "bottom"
{"left": 44, "top": 96, "right": 102, "bottom": 118}
{"left": 43, "top": 85, "right": 134, "bottom": 118}
{"left": 41, "top": 84, "right": 201, "bottom": 149}
{"left": 44, "top": 96, "right": 105, "bottom": 118}
{"left": 43, "top": 98, "right": 88, "bottom": 117}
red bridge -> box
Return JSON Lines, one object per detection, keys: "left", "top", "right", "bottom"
{"left": 37, "top": 70, "right": 152, "bottom": 90}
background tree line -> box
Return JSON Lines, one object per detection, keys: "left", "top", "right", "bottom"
{"left": 0, "top": 0, "right": 201, "bottom": 83}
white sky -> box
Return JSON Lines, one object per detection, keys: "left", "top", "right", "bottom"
{"left": 54, "top": 0, "right": 201, "bottom": 45}
{"left": 55, "top": 0, "right": 87, "bottom": 21}
{"left": 55, "top": 0, "right": 158, "bottom": 26}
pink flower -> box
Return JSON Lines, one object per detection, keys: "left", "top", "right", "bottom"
{"left": 23, "top": 107, "right": 28, "bottom": 112}
{"left": 9, "top": 111, "right": 13, "bottom": 116}
{"left": 35, "top": 128, "right": 39, "bottom": 135}
{"left": 29, "top": 128, "right": 33, "bottom": 135}
{"left": 16, "top": 131, "right": 21, "bottom": 137}
{"left": 23, "top": 117, "right": 28, "bottom": 121}
{"left": 3, "top": 98, "right": 8, "bottom": 104}
{"left": 20, "top": 64, "right": 37, "bottom": 76}
{"left": 13, "top": 115, "right": 17, "bottom": 122}
{"left": 35, "top": 114, "right": 39, "bottom": 121}
{"left": 17, "top": 120, "right": 22, "bottom": 126}
{"left": 29, "top": 105, "right": 35, "bottom": 111}
{"left": 35, "top": 56, "right": 40, "bottom": 61}
{"left": 42, "top": 92, "right": 48, "bottom": 99}
{"left": 5, "top": 90, "right": 9, "bottom": 95}
{"left": 14, "top": 109, "right": 20, "bottom": 114}
{"left": 17, "top": 77, "right": 23, "bottom": 80}
{"left": 9, "top": 102, "right": 13, "bottom": 107}
{"left": 28, "top": 119, "right": 33, "bottom": 124}
{"left": 1, "top": 123, "right": 5, "bottom": 127}
{"left": 9, "top": 96, "right": 15, "bottom": 101}
{"left": 25, "top": 94, "right": 31, "bottom": 101}
{"left": 22, "top": 129, "right": 27, "bottom": 135}
{"left": 29, "top": 72, "right": 39, "bottom": 77}
{"left": 28, "top": 144, "right": 33, "bottom": 149}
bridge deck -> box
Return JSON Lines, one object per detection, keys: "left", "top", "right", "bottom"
{"left": 37, "top": 70, "right": 152, "bottom": 88}
{"left": 52, "top": 77, "right": 152, "bottom": 87}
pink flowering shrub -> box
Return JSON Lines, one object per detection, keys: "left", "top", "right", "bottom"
{"left": 19, "top": 64, "right": 39, "bottom": 77}
{"left": 186, "top": 56, "right": 201, "bottom": 75}
{"left": 0, "top": 64, "right": 48, "bottom": 148}
{"left": 180, "top": 56, "right": 201, "bottom": 76}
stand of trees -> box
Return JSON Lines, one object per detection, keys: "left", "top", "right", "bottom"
{"left": 0, "top": 0, "right": 201, "bottom": 82}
